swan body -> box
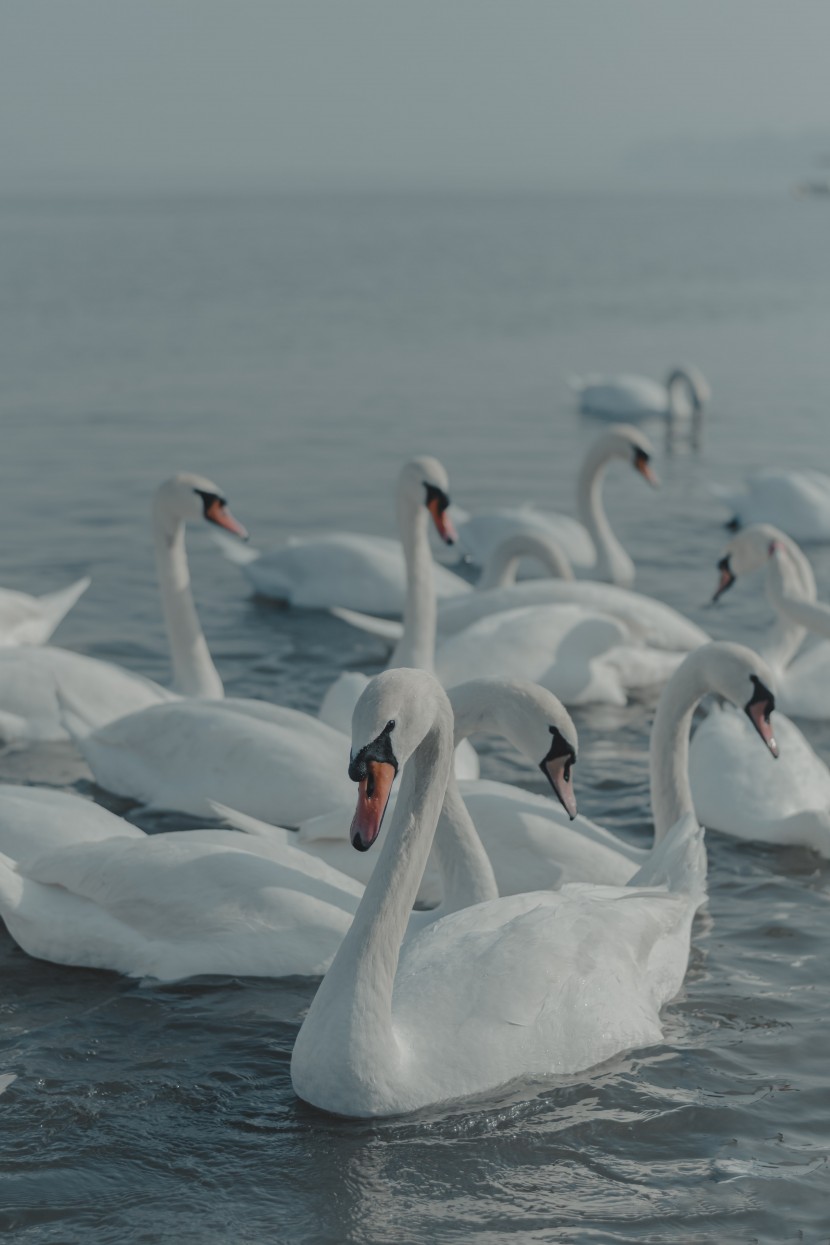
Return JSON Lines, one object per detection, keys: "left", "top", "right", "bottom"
{"left": 712, "top": 525, "right": 830, "bottom": 719}
{"left": 216, "top": 459, "right": 471, "bottom": 621}
{"left": 573, "top": 366, "right": 709, "bottom": 427}
{"left": 70, "top": 697, "right": 356, "bottom": 827}
{"left": 0, "top": 475, "right": 247, "bottom": 742}
{"left": 291, "top": 668, "right": 706, "bottom": 1118}
{"left": 0, "top": 576, "right": 90, "bottom": 646}
{"left": 712, "top": 469, "right": 830, "bottom": 543}
{"left": 455, "top": 426, "right": 658, "bottom": 587}
{"left": 689, "top": 708, "right": 830, "bottom": 855}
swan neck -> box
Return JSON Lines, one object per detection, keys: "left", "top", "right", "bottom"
{"left": 390, "top": 499, "right": 436, "bottom": 671}
{"left": 478, "top": 534, "right": 573, "bottom": 589}
{"left": 430, "top": 772, "right": 498, "bottom": 915}
{"left": 649, "top": 656, "right": 707, "bottom": 842}
{"left": 297, "top": 704, "right": 454, "bottom": 1097}
{"left": 576, "top": 445, "right": 634, "bottom": 587}
{"left": 760, "top": 545, "right": 816, "bottom": 669}
{"left": 153, "top": 503, "right": 224, "bottom": 699}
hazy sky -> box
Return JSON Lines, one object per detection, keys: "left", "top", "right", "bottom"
{"left": 3, "top": 0, "right": 830, "bottom": 191}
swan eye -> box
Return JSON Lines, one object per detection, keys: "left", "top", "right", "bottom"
{"left": 386, "top": 719, "right": 396, "bottom": 732}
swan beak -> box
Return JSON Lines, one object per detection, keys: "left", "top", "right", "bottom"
{"left": 712, "top": 557, "right": 735, "bottom": 603}
{"left": 634, "top": 452, "right": 660, "bottom": 488}
{"left": 544, "top": 755, "right": 578, "bottom": 820}
{"left": 747, "top": 699, "right": 778, "bottom": 758}
{"left": 205, "top": 499, "right": 249, "bottom": 541}
{"left": 427, "top": 497, "right": 458, "bottom": 546}
{"left": 350, "top": 761, "right": 396, "bottom": 851}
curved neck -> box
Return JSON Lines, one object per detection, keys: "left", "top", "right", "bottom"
{"left": 760, "top": 542, "right": 816, "bottom": 670}
{"left": 300, "top": 701, "right": 454, "bottom": 1098}
{"left": 390, "top": 499, "right": 436, "bottom": 671}
{"left": 576, "top": 442, "right": 634, "bottom": 587}
{"left": 649, "top": 654, "right": 710, "bottom": 842}
{"left": 478, "top": 533, "right": 574, "bottom": 590}
{"left": 153, "top": 502, "right": 224, "bottom": 698}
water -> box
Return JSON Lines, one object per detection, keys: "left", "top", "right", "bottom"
{"left": 1, "top": 189, "right": 829, "bottom": 1242}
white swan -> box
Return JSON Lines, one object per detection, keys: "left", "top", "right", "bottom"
{"left": 0, "top": 681, "right": 578, "bottom": 979}
{"left": 0, "top": 576, "right": 91, "bottom": 646}
{"left": 215, "top": 460, "right": 469, "bottom": 615}
{"left": 454, "top": 426, "right": 658, "bottom": 587}
{"left": 292, "top": 643, "right": 780, "bottom": 902}
{"left": 710, "top": 524, "right": 830, "bottom": 718}
{"left": 0, "top": 474, "right": 248, "bottom": 742}
{"left": 572, "top": 366, "right": 710, "bottom": 433}
{"left": 711, "top": 469, "right": 830, "bottom": 543}
{"left": 290, "top": 667, "right": 708, "bottom": 1119}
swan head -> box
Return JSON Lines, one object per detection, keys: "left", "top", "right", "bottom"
{"left": 665, "top": 365, "right": 710, "bottom": 412}
{"left": 603, "top": 426, "right": 659, "bottom": 488}
{"left": 348, "top": 668, "right": 451, "bottom": 851}
{"left": 697, "top": 641, "right": 778, "bottom": 757}
{"left": 448, "top": 678, "right": 578, "bottom": 819}
{"left": 711, "top": 524, "right": 789, "bottom": 601}
{"left": 398, "top": 456, "right": 457, "bottom": 545}
{"left": 155, "top": 473, "right": 248, "bottom": 540}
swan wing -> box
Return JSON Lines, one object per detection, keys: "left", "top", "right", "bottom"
{"left": 576, "top": 375, "right": 668, "bottom": 418}
{"left": 456, "top": 510, "right": 596, "bottom": 570}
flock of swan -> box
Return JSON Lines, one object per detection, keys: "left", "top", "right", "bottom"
{"left": 3, "top": 415, "right": 830, "bottom": 1119}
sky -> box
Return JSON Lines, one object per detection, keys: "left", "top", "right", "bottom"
{"left": 2, "top": 0, "right": 830, "bottom": 192}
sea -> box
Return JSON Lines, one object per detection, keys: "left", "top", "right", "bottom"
{"left": 0, "top": 188, "right": 828, "bottom": 1243}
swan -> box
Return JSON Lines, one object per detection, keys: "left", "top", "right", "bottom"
{"left": 0, "top": 474, "right": 248, "bottom": 742}
{"left": 291, "top": 643, "right": 780, "bottom": 902}
{"left": 215, "top": 459, "right": 470, "bottom": 615}
{"left": 710, "top": 525, "right": 830, "bottom": 718}
{"left": 454, "top": 425, "right": 658, "bottom": 587}
{"left": 0, "top": 681, "right": 578, "bottom": 979}
{"left": 711, "top": 468, "right": 830, "bottom": 543}
{"left": 0, "top": 576, "right": 91, "bottom": 646}
{"left": 290, "top": 667, "right": 710, "bottom": 1119}
{"left": 572, "top": 365, "right": 710, "bottom": 436}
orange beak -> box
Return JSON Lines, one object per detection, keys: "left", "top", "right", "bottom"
{"left": 205, "top": 498, "right": 248, "bottom": 540}
{"left": 543, "top": 755, "right": 577, "bottom": 820}
{"left": 747, "top": 699, "right": 778, "bottom": 758}
{"left": 350, "top": 760, "right": 396, "bottom": 851}
{"left": 427, "top": 497, "right": 457, "bottom": 545}
{"left": 634, "top": 455, "right": 660, "bottom": 488}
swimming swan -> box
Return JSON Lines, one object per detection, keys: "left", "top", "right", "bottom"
{"left": 454, "top": 426, "right": 658, "bottom": 587}
{"left": 290, "top": 668, "right": 712, "bottom": 1118}
{"left": 215, "top": 459, "right": 469, "bottom": 615}
{"left": 711, "top": 469, "right": 830, "bottom": 543}
{"left": 572, "top": 366, "right": 710, "bottom": 440}
{"left": 0, "top": 474, "right": 247, "bottom": 742}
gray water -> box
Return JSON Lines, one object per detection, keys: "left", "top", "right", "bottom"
{"left": 1, "top": 190, "right": 829, "bottom": 1243}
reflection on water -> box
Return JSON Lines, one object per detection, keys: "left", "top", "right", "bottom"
{"left": 0, "top": 190, "right": 829, "bottom": 1242}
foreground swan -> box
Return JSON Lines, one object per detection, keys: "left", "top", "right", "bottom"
{"left": 0, "top": 680, "right": 578, "bottom": 979}
{"left": 216, "top": 459, "right": 469, "bottom": 615}
{"left": 572, "top": 366, "right": 709, "bottom": 437}
{"left": 711, "top": 468, "right": 830, "bottom": 542}
{"left": 454, "top": 426, "right": 658, "bottom": 587}
{"left": 295, "top": 644, "right": 780, "bottom": 902}
{"left": 0, "top": 475, "right": 247, "bottom": 741}
{"left": 711, "top": 525, "right": 830, "bottom": 717}
{"left": 291, "top": 668, "right": 711, "bottom": 1119}
{"left": 0, "top": 576, "right": 91, "bottom": 646}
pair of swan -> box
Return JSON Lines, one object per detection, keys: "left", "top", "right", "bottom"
{"left": 0, "top": 475, "right": 248, "bottom": 742}
{"left": 688, "top": 527, "right": 830, "bottom": 854}
{"left": 0, "top": 677, "right": 578, "bottom": 980}
{"left": 712, "top": 468, "right": 830, "bottom": 543}
{"left": 454, "top": 425, "right": 658, "bottom": 587}
{"left": 572, "top": 366, "right": 710, "bottom": 435}
{"left": 292, "top": 646, "right": 777, "bottom": 1118}
{"left": 0, "top": 575, "right": 90, "bottom": 646}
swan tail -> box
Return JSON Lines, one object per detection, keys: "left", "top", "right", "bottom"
{"left": 35, "top": 576, "right": 91, "bottom": 640}
{"left": 629, "top": 813, "right": 707, "bottom": 904}
{"left": 208, "top": 528, "right": 261, "bottom": 566}
{"left": 329, "top": 606, "right": 404, "bottom": 641}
